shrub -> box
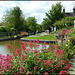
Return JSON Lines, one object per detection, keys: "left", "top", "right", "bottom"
{"left": 0, "top": 26, "right": 6, "bottom": 32}
{"left": 0, "top": 40, "right": 70, "bottom": 74}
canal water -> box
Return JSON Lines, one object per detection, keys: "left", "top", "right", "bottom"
{"left": 0, "top": 39, "right": 21, "bottom": 55}
{"left": 0, "top": 39, "right": 50, "bottom": 56}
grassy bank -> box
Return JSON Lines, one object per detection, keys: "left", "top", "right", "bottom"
{"left": 22, "top": 34, "right": 57, "bottom": 40}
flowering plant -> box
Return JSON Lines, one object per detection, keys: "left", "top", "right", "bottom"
{"left": 58, "top": 29, "right": 71, "bottom": 36}
{"left": 0, "top": 40, "right": 70, "bottom": 74}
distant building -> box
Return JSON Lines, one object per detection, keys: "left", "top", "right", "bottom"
{"left": 63, "top": 6, "right": 75, "bottom": 17}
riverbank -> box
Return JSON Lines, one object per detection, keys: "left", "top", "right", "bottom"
{"left": 20, "top": 32, "right": 58, "bottom": 43}
{"left": 20, "top": 38, "right": 57, "bottom": 43}
{"left": 0, "top": 35, "right": 28, "bottom": 41}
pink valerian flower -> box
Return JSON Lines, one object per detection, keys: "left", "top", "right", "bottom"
{"left": 63, "top": 30, "right": 67, "bottom": 35}
{"left": 27, "top": 72, "right": 33, "bottom": 75}
{"left": 39, "top": 59, "right": 43, "bottom": 63}
{"left": 0, "top": 54, "right": 2, "bottom": 60}
{"left": 33, "top": 39, "right": 36, "bottom": 43}
{"left": 20, "top": 66, "right": 26, "bottom": 74}
{"left": 49, "top": 45, "right": 51, "bottom": 47}
{"left": 41, "top": 49, "right": 45, "bottom": 52}
{"left": 16, "top": 49, "right": 21, "bottom": 56}
{"left": 58, "top": 30, "right": 61, "bottom": 35}
{"left": 38, "top": 59, "right": 43, "bottom": 63}
{"left": 24, "top": 42, "right": 28, "bottom": 47}
{"left": 0, "top": 60, "right": 2, "bottom": 66}
{"left": 65, "top": 29, "right": 71, "bottom": 35}
{"left": 21, "top": 54, "right": 27, "bottom": 61}
{"left": 55, "top": 45, "right": 59, "bottom": 50}
{"left": 36, "top": 39, "right": 40, "bottom": 43}
{"left": 7, "top": 45, "right": 12, "bottom": 50}
{"left": 59, "top": 71, "right": 67, "bottom": 75}
{"left": 55, "top": 62, "right": 61, "bottom": 68}
{"left": 4, "top": 54, "right": 12, "bottom": 63}
{"left": 44, "top": 60, "right": 47, "bottom": 63}
{"left": 19, "top": 40, "right": 22, "bottom": 43}
{"left": 34, "top": 66, "right": 37, "bottom": 71}
{"left": 45, "top": 72, "right": 49, "bottom": 75}
{"left": 63, "top": 29, "right": 71, "bottom": 35}
{"left": 55, "top": 49, "right": 65, "bottom": 59}
{"left": 29, "top": 40, "right": 32, "bottom": 43}
{"left": 56, "top": 68, "right": 58, "bottom": 70}
{"left": 64, "top": 64, "right": 70, "bottom": 69}
{"left": 47, "top": 48, "right": 50, "bottom": 52}
{"left": 29, "top": 42, "right": 33, "bottom": 48}
{"left": 0, "top": 71, "right": 4, "bottom": 74}
{"left": 12, "top": 51, "right": 15, "bottom": 56}
{"left": 26, "top": 49, "right": 30, "bottom": 51}
{"left": 36, "top": 44, "right": 40, "bottom": 47}
{"left": 55, "top": 49, "right": 60, "bottom": 53}
{"left": 52, "top": 69, "right": 54, "bottom": 72}
{"left": 42, "top": 42, "right": 46, "bottom": 47}
{"left": 17, "top": 61, "right": 19, "bottom": 63}
{"left": 62, "top": 59, "right": 68, "bottom": 64}
{"left": 34, "top": 50, "right": 38, "bottom": 54}
{"left": 21, "top": 45, "right": 26, "bottom": 50}
{"left": 44, "top": 60, "right": 52, "bottom": 67}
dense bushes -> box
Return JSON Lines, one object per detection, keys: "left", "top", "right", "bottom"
{"left": 0, "top": 26, "right": 6, "bottom": 32}
{"left": 0, "top": 40, "right": 71, "bottom": 74}
{"left": 53, "top": 17, "right": 75, "bottom": 30}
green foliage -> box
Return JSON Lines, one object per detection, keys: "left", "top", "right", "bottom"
{"left": 36, "top": 25, "right": 42, "bottom": 32}
{"left": 23, "top": 34, "right": 57, "bottom": 40}
{"left": 10, "top": 27, "right": 16, "bottom": 31}
{"left": 42, "top": 2, "right": 64, "bottom": 31}
{"left": 41, "top": 18, "right": 51, "bottom": 31}
{"left": 68, "top": 28, "right": 75, "bottom": 37}
{"left": 54, "top": 17, "right": 75, "bottom": 30}
{"left": 26, "top": 17, "right": 37, "bottom": 33}
{"left": 0, "top": 26, "right": 6, "bottom": 32}
{"left": 2, "top": 6, "right": 25, "bottom": 31}
{"left": 60, "top": 37, "right": 75, "bottom": 58}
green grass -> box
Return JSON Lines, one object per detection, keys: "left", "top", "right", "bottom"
{"left": 22, "top": 34, "right": 57, "bottom": 40}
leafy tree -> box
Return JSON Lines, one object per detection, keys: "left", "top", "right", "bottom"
{"left": 26, "top": 17, "right": 37, "bottom": 34}
{"left": 36, "top": 24, "right": 42, "bottom": 32}
{"left": 2, "top": 6, "right": 25, "bottom": 31}
{"left": 53, "top": 17, "right": 75, "bottom": 30}
{"left": 41, "top": 18, "right": 52, "bottom": 32}
{"left": 43, "top": 2, "right": 65, "bottom": 31}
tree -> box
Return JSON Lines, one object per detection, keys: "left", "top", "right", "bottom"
{"left": 26, "top": 17, "right": 37, "bottom": 34}
{"left": 41, "top": 18, "right": 52, "bottom": 32}
{"left": 53, "top": 16, "right": 75, "bottom": 30}
{"left": 2, "top": 6, "right": 25, "bottom": 31}
{"left": 44, "top": 2, "right": 65, "bottom": 31}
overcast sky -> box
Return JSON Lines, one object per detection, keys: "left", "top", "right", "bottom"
{"left": 0, "top": 1, "right": 75, "bottom": 24}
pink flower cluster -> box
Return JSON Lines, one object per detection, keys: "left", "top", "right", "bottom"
{"left": 58, "top": 29, "right": 71, "bottom": 36}
{"left": 0, "top": 40, "right": 71, "bottom": 74}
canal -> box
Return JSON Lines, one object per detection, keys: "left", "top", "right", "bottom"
{"left": 0, "top": 39, "right": 21, "bottom": 55}
{"left": 0, "top": 39, "right": 50, "bottom": 56}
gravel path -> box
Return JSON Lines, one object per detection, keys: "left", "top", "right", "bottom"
{"left": 68, "top": 55, "right": 75, "bottom": 74}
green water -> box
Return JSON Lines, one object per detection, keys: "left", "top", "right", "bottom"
{"left": 0, "top": 39, "right": 50, "bottom": 56}
{"left": 0, "top": 39, "right": 21, "bottom": 55}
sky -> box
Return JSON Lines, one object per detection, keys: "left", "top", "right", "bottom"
{"left": 0, "top": 1, "right": 75, "bottom": 24}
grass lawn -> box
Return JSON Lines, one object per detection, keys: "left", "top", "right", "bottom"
{"left": 22, "top": 34, "right": 57, "bottom": 40}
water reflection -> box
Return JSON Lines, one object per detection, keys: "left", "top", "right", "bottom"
{"left": 0, "top": 39, "right": 21, "bottom": 55}
{"left": 0, "top": 39, "right": 51, "bottom": 56}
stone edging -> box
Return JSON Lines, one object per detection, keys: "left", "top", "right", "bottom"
{"left": 0, "top": 37, "right": 17, "bottom": 41}
{"left": 20, "top": 38, "right": 58, "bottom": 43}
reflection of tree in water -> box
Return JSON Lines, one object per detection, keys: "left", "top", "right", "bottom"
{"left": 0, "top": 39, "right": 21, "bottom": 52}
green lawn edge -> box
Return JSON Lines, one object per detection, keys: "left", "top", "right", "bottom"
{"left": 22, "top": 34, "right": 57, "bottom": 41}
